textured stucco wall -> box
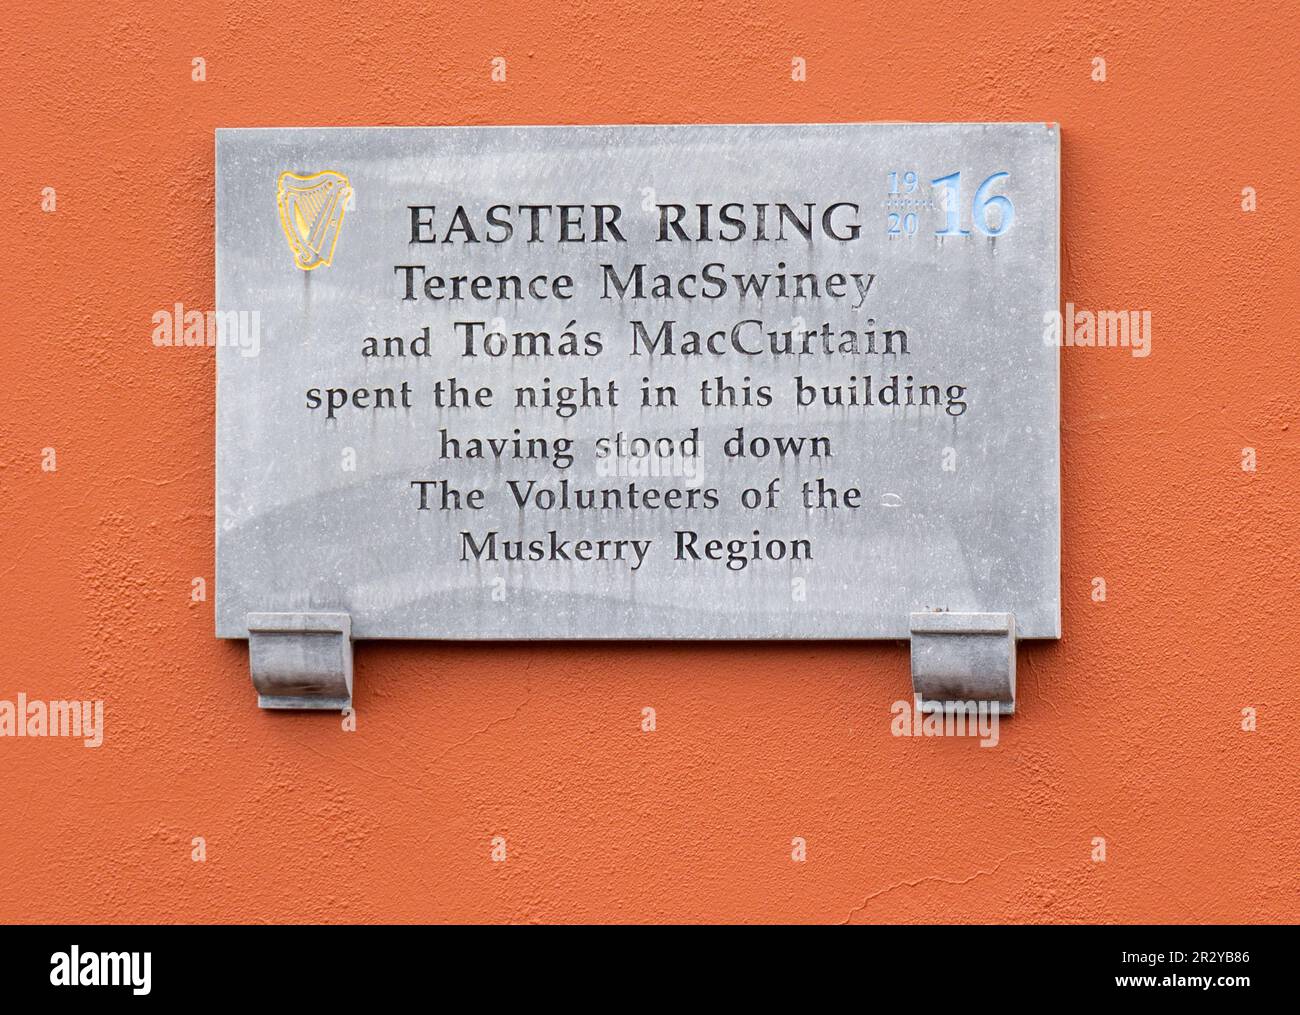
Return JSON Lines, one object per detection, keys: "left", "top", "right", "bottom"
{"left": 1, "top": 0, "right": 1296, "bottom": 923}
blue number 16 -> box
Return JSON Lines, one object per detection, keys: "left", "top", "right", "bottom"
{"left": 932, "top": 171, "right": 1015, "bottom": 236}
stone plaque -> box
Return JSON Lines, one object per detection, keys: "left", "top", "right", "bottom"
{"left": 216, "top": 123, "right": 1060, "bottom": 642}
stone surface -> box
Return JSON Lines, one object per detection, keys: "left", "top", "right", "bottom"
{"left": 216, "top": 124, "right": 1060, "bottom": 641}
{"left": 247, "top": 612, "right": 353, "bottom": 710}
{"left": 909, "top": 611, "right": 1016, "bottom": 713}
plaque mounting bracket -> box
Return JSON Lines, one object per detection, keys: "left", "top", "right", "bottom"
{"left": 247, "top": 612, "right": 353, "bottom": 711}
{"left": 908, "top": 612, "right": 1016, "bottom": 715}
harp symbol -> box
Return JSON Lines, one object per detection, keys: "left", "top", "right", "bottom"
{"left": 276, "top": 170, "right": 352, "bottom": 270}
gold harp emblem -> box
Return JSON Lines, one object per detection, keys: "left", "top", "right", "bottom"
{"left": 276, "top": 170, "right": 352, "bottom": 270}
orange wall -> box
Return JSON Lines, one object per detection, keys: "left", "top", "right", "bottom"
{"left": 2, "top": 0, "right": 1297, "bottom": 923}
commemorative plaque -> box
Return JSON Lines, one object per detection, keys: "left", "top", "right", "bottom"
{"left": 215, "top": 123, "right": 1060, "bottom": 711}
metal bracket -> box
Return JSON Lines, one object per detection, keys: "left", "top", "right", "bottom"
{"left": 247, "top": 612, "right": 353, "bottom": 711}
{"left": 909, "top": 612, "right": 1016, "bottom": 715}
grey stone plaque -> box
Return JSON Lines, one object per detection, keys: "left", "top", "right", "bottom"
{"left": 216, "top": 123, "right": 1060, "bottom": 645}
